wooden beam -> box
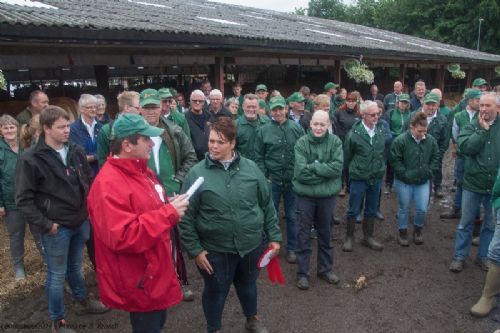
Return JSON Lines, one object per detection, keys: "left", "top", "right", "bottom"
{"left": 94, "top": 65, "right": 109, "bottom": 93}
{"left": 334, "top": 60, "right": 341, "bottom": 85}
{"left": 399, "top": 64, "right": 405, "bottom": 85}
{"left": 466, "top": 67, "right": 473, "bottom": 87}
{"left": 436, "top": 65, "right": 445, "bottom": 92}
{"left": 214, "top": 56, "right": 225, "bottom": 96}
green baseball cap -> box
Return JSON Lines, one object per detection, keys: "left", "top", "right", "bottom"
{"left": 158, "top": 88, "right": 173, "bottom": 99}
{"left": 287, "top": 92, "right": 306, "bottom": 103}
{"left": 399, "top": 93, "right": 411, "bottom": 102}
{"left": 258, "top": 99, "right": 267, "bottom": 109}
{"left": 111, "top": 114, "right": 164, "bottom": 139}
{"left": 170, "top": 88, "right": 178, "bottom": 97}
{"left": 256, "top": 84, "right": 268, "bottom": 92}
{"left": 465, "top": 89, "right": 482, "bottom": 100}
{"left": 140, "top": 89, "right": 160, "bottom": 107}
{"left": 324, "top": 82, "right": 339, "bottom": 91}
{"left": 472, "top": 78, "right": 488, "bottom": 87}
{"left": 269, "top": 96, "right": 286, "bottom": 110}
{"left": 424, "top": 93, "right": 440, "bottom": 104}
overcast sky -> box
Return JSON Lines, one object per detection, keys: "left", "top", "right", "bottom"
{"left": 210, "top": 0, "right": 310, "bottom": 13}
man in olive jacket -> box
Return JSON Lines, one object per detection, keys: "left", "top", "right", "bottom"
{"left": 343, "top": 101, "right": 387, "bottom": 252}
{"left": 391, "top": 112, "right": 439, "bottom": 247}
{"left": 450, "top": 93, "right": 499, "bottom": 273}
{"left": 421, "top": 93, "right": 451, "bottom": 198}
{"left": 254, "top": 96, "right": 305, "bottom": 264}
{"left": 293, "top": 110, "right": 343, "bottom": 290}
{"left": 236, "top": 93, "right": 269, "bottom": 161}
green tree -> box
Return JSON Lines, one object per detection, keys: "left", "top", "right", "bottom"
{"left": 305, "top": 0, "right": 500, "bottom": 55}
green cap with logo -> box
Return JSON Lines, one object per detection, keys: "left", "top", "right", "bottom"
{"left": 324, "top": 82, "right": 339, "bottom": 91}
{"left": 398, "top": 93, "right": 411, "bottom": 102}
{"left": 269, "top": 96, "right": 286, "bottom": 110}
{"left": 158, "top": 88, "right": 173, "bottom": 99}
{"left": 424, "top": 93, "right": 439, "bottom": 104}
{"left": 111, "top": 113, "right": 164, "bottom": 140}
{"left": 472, "top": 78, "right": 488, "bottom": 87}
{"left": 287, "top": 92, "right": 306, "bottom": 103}
{"left": 256, "top": 84, "right": 268, "bottom": 92}
{"left": 140, "top": 89, "right": 160, "bottom": 107}
{"left": 465, "top": 89, "right": 482, "bottom": 100}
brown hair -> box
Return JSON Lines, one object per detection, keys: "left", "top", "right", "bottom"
{"left": 209, "top": 117, "right": 236, "bottom": 143}
{"left": 340, "top": 92, "right": 360, "bottom": 113}
{"left": 20, "top": 114, "right": 41, "bottom": 149}
{"left": 110, "top": 134, "right": 142, "bottom": 155}
{"left": 40, "top": 105, "right": 69, "bottom": 129}
{"left": 410, "top": 111, "right": 428, "bottom": 127}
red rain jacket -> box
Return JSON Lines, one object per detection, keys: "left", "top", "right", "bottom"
{"left": 88, "top": 157, "right": 182, "bottom": 312}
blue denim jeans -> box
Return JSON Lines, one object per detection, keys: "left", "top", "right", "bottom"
{"left": 296, "top": 195, "right": 336, "bottom": 278}
{"left": 453, "top": 157, "right": 465, "bottom": 210}
{"left": 454, "top": 190, "right": 494, "bottom": 261}
{"left": 130, "top": 309, "right": 167, "bottom": 333}
{"left": 41, "top": 220, "right": 90, "bottom": 321}
{"left": 488, "top": 208, "right": 500, "bottom": 266}
{"left": 271, "top": 181, "right": 296, "bottom": 252}
{"left": 198, "top": 244, "right": 263, "bottom": 332}
{"left": 394, "top": 179, "right": 430, "bottom": 230}
{"left": 347, "top": 179, "right": 382, "bottom": 219}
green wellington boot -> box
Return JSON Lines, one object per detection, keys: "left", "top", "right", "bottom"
{"left": 342, "top": 218, "right": 356, "bottom": 252}
{"left": 362, "top": 218, "right": 383, "bottom": 251}
{"left": 470, "top": 264, "right": 500, "bottom": 317}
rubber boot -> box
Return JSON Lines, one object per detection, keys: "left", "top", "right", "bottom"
{"left": 362, "top": 218, "right": 383, "bottom": 251}
{"left": 342, "top": 218, "right": 356, "bottom": 252}
{"left": 470, "top": 264, "right": 500, "bottom": 317}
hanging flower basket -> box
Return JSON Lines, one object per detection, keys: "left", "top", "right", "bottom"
{"left": 451, "top": 70, "right": 466, "bottom": 80}
{"left": 495, "top": 65, "right": 500, "bottom": 76}
{"left": 0, "top": 69, "right": 6, "bottom": 91}
{"left": 343, "top": 60, "right": 374, "bottom": 85}
{"left": 447, "top": 63, "right": 461, "bottom": 73}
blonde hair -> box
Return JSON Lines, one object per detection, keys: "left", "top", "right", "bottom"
{"left": 117, "top": 91, "right": 140, "bottom": 112}
{"left": 20, "top": 114, "right": 41, "bottom": 149}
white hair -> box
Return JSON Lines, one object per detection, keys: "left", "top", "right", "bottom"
{"left": 190, "top": 89, "right": 204, "bottom": 99}
{"left": 78, "top": 94, "right": 98, "bottom": 108}
{"left": 360, "top": 100, "right": 378, "bottom": 114}
{"left": 209, "top": 89, "right": 223, "bottom": 98}
{"left": 94, "top": 94, "right": 106, "bottom": 106}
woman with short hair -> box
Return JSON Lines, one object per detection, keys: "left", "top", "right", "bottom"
{"left": 0, "top": 114, "right": 43, "bottom": 280}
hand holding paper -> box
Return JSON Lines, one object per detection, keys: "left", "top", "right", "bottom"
{"left": 186, "top": 176, "right": 204, "bottom": 199}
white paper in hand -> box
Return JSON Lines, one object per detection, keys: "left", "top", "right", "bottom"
{"left": 257, "top": 248, "right": 274, "bottom": 268}
{"left": 186, "top": 177, "right": 204, "bottom": 199}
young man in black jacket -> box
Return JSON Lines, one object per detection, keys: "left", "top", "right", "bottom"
{"left": 15, "top": 106, "right": 108, "bottom": 333}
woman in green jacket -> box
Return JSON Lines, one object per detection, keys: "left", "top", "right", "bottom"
{"left": 0, "top": 115, "right": 43, "bottom": 280}
{"left": 180, "top": 117, "right": 281, "bottom": 333}
{"left": 292, "top": 110, "right": 343, "bottom": 290}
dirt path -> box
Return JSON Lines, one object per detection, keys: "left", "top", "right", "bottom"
{"left": 1, "top": 151, "right": 499, "bottom": 333}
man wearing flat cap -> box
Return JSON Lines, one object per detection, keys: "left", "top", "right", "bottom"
{"left": 287, "top": 92, "right": 310, "bottom": 131}
{"left": 472, "top": 78, "right": 490, "bottom": 92}
{"left": 255, "top": 84, "right": 270, "bottom": 114}
{"left": 88, "top": 113, "right": 190, "bottom": 333}
{"left": 158, "top": 88, "right": 191, "bottom": 137}
{"left": 324, "top": 82, "right": 341, "bottom": 114}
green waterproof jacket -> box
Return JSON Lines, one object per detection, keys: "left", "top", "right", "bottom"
{"left": 390, "top": 131, "right": 439, "bottom": 185}
{"left": 457, "top": 115, "right": 500, "bottom": 195}
{"left": 344, "top": 121, "right": 386, "bottom": 185}
{"left": 453, "top": 109, "right": 478, "bottom": 157}
{"left": 165, "top": 111, "right": 191, "bottom": 138}
{"left": 15, "top": 107, "right": 33, "bottom": 126}
{"left": 254, "top": 119, "right": 305, "bottom": 184}
{"left": 179, "top": 153, "right": 282, "bottom": 259}
{"left": 492, "top": 168, "right": 500, "bottom": 210}
{"left": 97, "top": 122, "right": 112, "bottom": 168}
{"left": 0, "top": 138, "right": 22, "bottom": 211}
{"left": 292, "top": 130, "right": 343, "bottom": 197}
{"left": 236, "top": 114, "right": 270, "bottom": 161}
{"left": 427, "top": 114, "right": 450, "bottom": 162}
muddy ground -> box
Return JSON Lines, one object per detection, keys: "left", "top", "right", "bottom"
{"left": 1, "top": 150, "right": 499, "bottom": 333}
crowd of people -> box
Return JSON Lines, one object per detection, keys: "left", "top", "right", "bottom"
{"left": 0, "top": 77, "right": 499, "bottom": 333}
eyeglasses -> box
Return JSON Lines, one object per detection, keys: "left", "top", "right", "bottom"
{"left": 366, "top": 113, "right": 380, "bottom": 118}
{"left": 128, "top": 105, "right": 140, "bottom": 111}
{"left": 83, "top": 105, "right": 97, "bottom": 110}
{"left": 191, "top": 100, "right": 204, "bottom": 104}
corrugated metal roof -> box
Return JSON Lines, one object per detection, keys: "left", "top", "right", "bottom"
{"left": 0, "top": 0, "right": 499, "bottom": 63}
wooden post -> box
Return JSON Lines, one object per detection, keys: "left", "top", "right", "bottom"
{"left": 466, "top": 67, "right": 473, "bottom": 87}
{"left": 334, "top": 60, "right": 341, "bottom": 85}
{"left": 437, "top": 65, "right": 445, "bottom": 92}
{"left": 399, "top": 63, "right": 405, "bottom": 85}
{"left": 94, "top": 65, "right": 109, "bottom": 94}
{"left": 214, "top": 56, "right": 225, "bottom": 96}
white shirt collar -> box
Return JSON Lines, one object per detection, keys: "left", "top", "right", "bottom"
{"left": 362, "top": 121, "right": 376, "bottom": 138}
{"left": 81, "top": 115, "right": 97, "bottom": 138}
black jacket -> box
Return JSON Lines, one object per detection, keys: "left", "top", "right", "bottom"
{"left": 15, "top": 137, "right": 92, "bottom": 232}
